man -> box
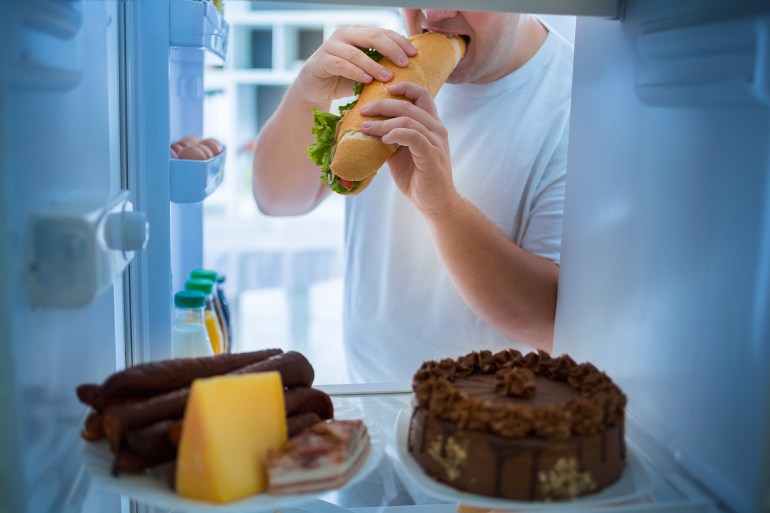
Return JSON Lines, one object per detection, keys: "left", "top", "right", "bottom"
{"left": 252, "top": 9, "right": 572, "bottom": 384}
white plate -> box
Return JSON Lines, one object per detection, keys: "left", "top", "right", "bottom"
{"left": 84, "top": 403, "right": 383, "bottom": 512}
{"left": 393, "top": 407, "right": 653, "bottom": 511}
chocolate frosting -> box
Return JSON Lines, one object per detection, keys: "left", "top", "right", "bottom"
{"left": 412, "top": 350, "right": 627, "bottom": 440}
{"left": 495, "top": 367, "right": 536, "bottom": 398}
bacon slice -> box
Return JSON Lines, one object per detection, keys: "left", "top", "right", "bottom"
{"left": 267, "top": 419, "right": 370, "bottom": 495}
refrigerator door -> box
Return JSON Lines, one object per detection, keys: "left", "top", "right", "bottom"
{"left": 124, "top": 0, "right": 228, "bottom": 364}
{"left": 0, "top": 0, "right": 225, "bottom": 510}
{"left": 0, "top": 1, "right": 130, "bottom": 512}
{"left": 555, "top": 1, "right": 770, "bottom": 513}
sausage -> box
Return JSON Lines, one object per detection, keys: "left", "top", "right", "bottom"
{"left": 231, "top": 351, "right": 314, "bottom": 387}
{"left": 287, "top": 412, "right": 322, "bottom": 438}
{"left": 124, "top": 420, "right": 179, "bottom": 460}
{"left": 102, "top": 388, "right": 189, "bottom": 450}
{"left": 100, "top": 348, "right": 283, "bottom": 400}
{"left": 80, "top": 411, "right": 105, "bottom": 441}
{"left": 101, "top": 351, "right": 316, "bottom": 448}
{"left": 111, "top": 447, "right": 174, "bottom": 477}
{"left": 284, "top": 387, "right": 334, "bottom": 420}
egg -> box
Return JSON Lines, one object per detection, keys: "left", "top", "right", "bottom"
{"left": 171, "top": 148, "right": 178, "bottom": 159}
{"left": 171, "top": 142, "right": 184, "bottom": 154}
{"left": 178, "top": 145, "right": 210, "bottom": 160}
{"left": 199, "top": 138, "right": 222, "bottom": 156}
{"left": 195, "top": 143, "right": 214, "bottom": 159}
{"left": 180, "top": 135, "right": 201, "bottom": 147}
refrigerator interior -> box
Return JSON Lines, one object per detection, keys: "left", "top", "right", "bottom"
{"left": 1, "top": 0, "right": 769, "bottom": 512}
{"left": 554, "top": 2, "right": 770, "bottom": 513}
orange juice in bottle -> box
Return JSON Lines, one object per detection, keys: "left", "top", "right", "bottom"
{"left": 184, "top": 278, "right": 224, "bottom": 355}
{"left": 190, "top": 268, "right": 230, "bottom": 352}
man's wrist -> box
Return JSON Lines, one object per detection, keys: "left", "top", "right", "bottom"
{"left": 422, "top": 189, "right": 468, "bottom": 229}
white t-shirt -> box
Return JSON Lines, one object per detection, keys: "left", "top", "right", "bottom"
{"left": 343, "top": 30, "right": 573, "bottom": 384}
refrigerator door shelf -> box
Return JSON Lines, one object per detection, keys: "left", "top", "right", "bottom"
{"left": 170, "top": 0, "right": 228, "bottom": 61}
{"left": 6, "top": 1, "right": 83, "bottom": 91}
{"left": 170, "top": 147, "right": 226, "bottom": 204}
{"left": 24, "top": 190, "right": 149, "bottom": 308}
{"left": 635, "top": 14, "right": 770, "bottom": 107}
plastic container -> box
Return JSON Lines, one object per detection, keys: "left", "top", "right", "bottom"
{"left": 172, "top": 290, "right": 213, "bottom": 358}
{"left": 170, "top": 146, "right": 226, "bottom": 204}
{"left": 190, "top": 268, "right": 230, "bottom": 352}
{"left": 185, "top": 278, "right": 225, "bottom": 355}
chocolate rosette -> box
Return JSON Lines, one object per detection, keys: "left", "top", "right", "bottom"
{"left": 411, "top": 349, "right": 627, "bottom": 439}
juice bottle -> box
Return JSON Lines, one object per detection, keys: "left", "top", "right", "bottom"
{"left": 184, "top": 278, "right": 224, "bottom": 355}
{"left": 215, "top": 274, "right": 232, "bottom": 351}
{"left": 172, "top": 290, "right": 213, "bottom": 358}
{"left": 190, "top": 268, "right": 230, "bottom": 352}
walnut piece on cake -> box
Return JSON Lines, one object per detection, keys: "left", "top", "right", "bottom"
{"left": 266, "top": 419, "right": 370, "bottom": 495}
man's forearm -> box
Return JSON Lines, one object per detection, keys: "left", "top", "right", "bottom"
{"left": 252, "top": 82, "right": 329, "bottom": 216}
{"left": 425, "top": 194, "right": 558, "bottom": 352}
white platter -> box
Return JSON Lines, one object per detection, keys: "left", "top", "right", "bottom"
{"left": 394, "top": 407, "right": 654, "bottom": 511}
{"left": 83, "top": 403, "right": 383, "bottom": 512}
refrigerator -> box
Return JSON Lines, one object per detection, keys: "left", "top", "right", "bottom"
{"left": 1, "top": 0, "right": 768, "bottom": 512}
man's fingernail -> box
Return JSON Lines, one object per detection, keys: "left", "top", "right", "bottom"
{"left": 397, "top": 55, "right": 408, "bottom": 66}
{"left": 380, "top": 69, "right": 392, "bottom": 80}
{"left": 361, "top": 122, "right": 372, "bottom": 129}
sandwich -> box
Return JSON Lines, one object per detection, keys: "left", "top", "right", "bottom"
{"left": 308, "top": 32, "right": 467, "bottom": 195}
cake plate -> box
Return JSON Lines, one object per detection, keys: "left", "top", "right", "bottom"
{"left": 394, "top": 407, "right": 653, "bottom": 511}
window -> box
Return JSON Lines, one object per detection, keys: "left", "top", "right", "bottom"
{"left": 202, "top": 3, "right": 402, "bottom": 384}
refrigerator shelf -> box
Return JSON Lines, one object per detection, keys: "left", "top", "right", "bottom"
{"left": 170, "top": 147, "right": 226, "bottom": 204}
{"left": 170, "top": 0, "right": 228, "bottom": 61}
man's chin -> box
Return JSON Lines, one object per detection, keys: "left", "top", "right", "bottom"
{"left": 446, "top": 68, "right": 466, "bottom": 84}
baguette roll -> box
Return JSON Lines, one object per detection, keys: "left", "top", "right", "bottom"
{"left": 333, "top": 32, "right": 466, "bottom": 185}
{"left": 310, "top": 32, "right": 466, "bottom": 195}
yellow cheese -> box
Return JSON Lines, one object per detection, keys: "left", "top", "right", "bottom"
{"left": 175, "top": 371, "right": 287, "bottom": 503}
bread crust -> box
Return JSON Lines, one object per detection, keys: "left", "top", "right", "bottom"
{"left": 332, "top": 132, "right": 395, "bottom": 184}
{"left": 330, "top": 33, "right": 466, "bottom": 183}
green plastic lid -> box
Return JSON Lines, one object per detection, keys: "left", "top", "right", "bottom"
{"left": 174, "top": 290, "right": 206, "bottom": 308}
{"left": 185, "top": 278, "right": 215, "bottom": 294}
{"left": 190, "top": 268, "right": 218, "bottom": 282}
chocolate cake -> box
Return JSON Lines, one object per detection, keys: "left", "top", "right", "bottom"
{"left": 407, "top": 349, "right": 627, "bottom": 501}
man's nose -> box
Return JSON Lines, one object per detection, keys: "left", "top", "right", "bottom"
{"left": 422, "top": 10, "right": 459, "bottom": 22}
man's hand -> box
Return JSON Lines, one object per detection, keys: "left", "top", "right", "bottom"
{"left": 296, "top": 26, "right": 416, "bottom": 106}
{"left": 359, "top": 81, "right": 459, "bottom": 219}
{"left": 253, "top": 25, "right": 414, "bottom": 215}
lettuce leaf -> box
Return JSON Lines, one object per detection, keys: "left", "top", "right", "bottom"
{"left": 308, "top": 48, "right": 383, "bottom": 195}
{"left": 308, "top": 108, "right": 360, "bottom": 194}
{"left": 308, "top": 108, "right": 340, "bottom": 168}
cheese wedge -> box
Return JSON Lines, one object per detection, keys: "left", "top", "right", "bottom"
{"left": 175, "top": 371, "right": 287, "bottom": 503}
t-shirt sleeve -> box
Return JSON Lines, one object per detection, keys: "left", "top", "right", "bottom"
{"left": 520, "top": 123, "right": 568, "bottom": 265}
